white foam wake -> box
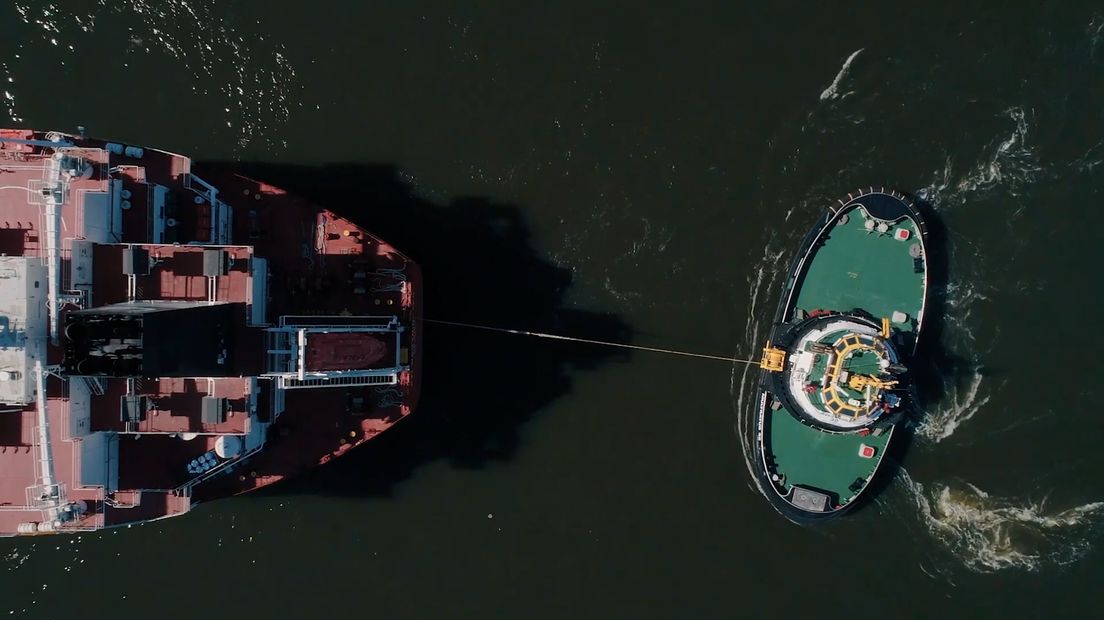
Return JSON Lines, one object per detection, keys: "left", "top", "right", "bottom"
{"left": 943, "top": 281, "right": 992, "bottom": 340}
{"left": 1070, "top": 139, "right": 1103, "bottom": 175}
{"left": 917, "top": 370, "right": 992, "bottom": 442}
{"left": 915, "top": 156, "right": 954, "bottom": 213}
{"left": 732, "top": 237, "right": 786, "bottom": 494}
{"left": 957, "top": 107, "right": 1042, "bottom": 197}
{"left": 1088, "top": 14, "right": 1104, "bottom": 60}
{"left": 819, "top": 48, "right": 864, "bottom": 101}
{"left": 899, "top": 471, "right": 1104, "bottom": 572}
{"left": 915, "top": 276, "right": 998, "bottom": 442}
{"left": 918, "top": 106, "right": 1043, "bottom": 210}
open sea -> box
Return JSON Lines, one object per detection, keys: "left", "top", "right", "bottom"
{"left": 2, "top": 2, "right": 1104, "bottom": 618}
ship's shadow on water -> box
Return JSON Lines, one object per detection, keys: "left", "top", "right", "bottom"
{"left": 197, "top": 161, "right": 629, "bottom": 497}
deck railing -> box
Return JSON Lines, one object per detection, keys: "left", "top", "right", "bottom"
{"left": 182, "top": 173, "right": 231, "bottom": 244}
{"left": 178, "top": 444, "right": 266, "bottom": 492}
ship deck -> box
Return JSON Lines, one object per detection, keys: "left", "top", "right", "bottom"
{"left": 765, "top": 406, "right": 890, "bottom": 501}
{"left": 793, "top": 205, "right": 925, "bottom": 333}
{"left": 0, "top": 130, "right": 421, "bottom": 535}
{"left": 758, "top": 191, "right": 927, "bottom": 518}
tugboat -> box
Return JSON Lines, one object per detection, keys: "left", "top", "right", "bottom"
{"left": 752, "top": 187, "right": 929, "bottom": 523}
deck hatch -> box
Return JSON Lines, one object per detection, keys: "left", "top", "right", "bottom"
{"left": 202, "top": 248, "right": 229, "bottom": 277}
{"left": 122, "top": 246, "right": 150, "bottom": 275}
{"left": 201, "top": 396, "right": 228, "bottom": 424}
{"left": 120, "top": 394, "right": 148, "bottom": 422}
{"left": 790, "top": 486, "right": 829, "bottom": 512}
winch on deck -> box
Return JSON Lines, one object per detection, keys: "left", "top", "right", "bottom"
{"left": 846, "top": 374, "right": 897, "bottom": 392}
{"left": 760, "top": 344, "right": 786, "bottom": 372}
{"left": 768, "top": 315, "right": 907, "bottom": 431}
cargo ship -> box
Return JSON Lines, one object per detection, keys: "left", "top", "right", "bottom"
{"left": 752, "top": 188, "right": 928, "bottom": 522}
{"left": 0, "top": 129, "right": 421, "bottom": 535}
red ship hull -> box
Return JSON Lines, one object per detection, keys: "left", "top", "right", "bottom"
{"left": 190, "top": 170, "right": 423, "bottom": 502}
{"left": 0, "top": 129, "right": 421, "bottom": 534}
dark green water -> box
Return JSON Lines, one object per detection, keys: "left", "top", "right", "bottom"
{"left": 3, "top": 2, "right": 1104, "bottom": 618}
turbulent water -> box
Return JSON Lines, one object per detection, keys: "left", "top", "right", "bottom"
{"left": 2, "top": 2, "right": 1104, "bottom": 619}
{"left": 896, "top": 471, "right": 1104, "bottom": 573}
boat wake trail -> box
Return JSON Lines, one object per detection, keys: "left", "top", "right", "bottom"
{"left": 819, "top": 48, "right": 864, "bottom": 101}
{"left": 731, "top": 236, "right": 787, "bottom": 496}
{"left": 916, "top": 370, "right": 999, "bottom": 443}
{"left": 958, "top": 107, "right": 1041, "bottom": 197}
{"left": 1088, "top": 14, "right": 1104, "bottom": 60}
{"left": 916, "top": 280, "right": 1001, "bottom": 443}
{"left": 911, "top": 107, "right": 1040, "bottom": 442}
{"left": 897, "top": 471, "right": 1104, "bottom": 573}
{"left": 919, "top": 106, "right": 1042, "bottom": 207}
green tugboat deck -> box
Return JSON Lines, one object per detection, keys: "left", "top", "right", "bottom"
{"left": 793, "top": 209, "right": 925, "bottom": 334}
{"left": 766, "top": 406, "right": 891, "bottom": 502}
{"left": 754, "top": 189, "right": 929, "bottom": 521}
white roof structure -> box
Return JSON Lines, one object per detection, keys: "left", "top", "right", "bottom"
{"left": 0, "top": 257, "right": 47, "bottom": 404}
